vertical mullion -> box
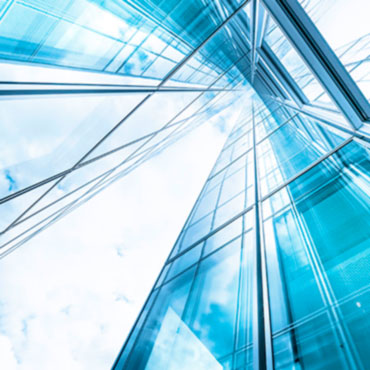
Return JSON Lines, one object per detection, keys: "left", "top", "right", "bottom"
{"left": 252, "top": 101, "right": 269, "bottom": 369}
{"left": 232, "top": 130, "right": 251, "bottom": 369}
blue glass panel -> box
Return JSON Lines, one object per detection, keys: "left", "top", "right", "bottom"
{"left": 123, "top": 266, "right": 197, "bottom": 369}
{"left": 121, "top": 237, "right": 252, "bottom": 369}
{"left": 258, "top": 113, "right": 348, "bottom": 197}
{"left": 181, "top": 240, "right": 242, "bottom": 359}
{"left": 263, "top": 140, "right": 370, "bottom": 369}
{"left": 164, "top": 242, "right": 203, "bottom": 283}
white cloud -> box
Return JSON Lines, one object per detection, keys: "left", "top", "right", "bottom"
{"left": 0, "top": 118, "right": 228, "bottom": 370}
{"left": 0, "top": 335, "right": 17, "bottom": 370}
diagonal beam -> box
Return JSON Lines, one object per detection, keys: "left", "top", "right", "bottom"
{"left": 261, "top": 0, "right": 370, "bottom": 129}
{"left": 1, "top": 0, "right": 252, "bottom": 233}
{"left": 0, "top": 85, "right": 236, "bottom": 96}
{"left": 250, "top": 0, "right": 268, "bottom": 82}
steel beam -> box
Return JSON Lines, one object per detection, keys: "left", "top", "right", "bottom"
{"left": 261, "top": 0, "right": 370, "bottom": 129}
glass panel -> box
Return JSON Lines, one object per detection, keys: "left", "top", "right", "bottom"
{"left": 117, "top": 206, "right": 256, "bottom": 368}
{"left": 257, "top": 113, "right": 349, "bottom": 197}
{"left": 273, "top": 313, "right": 348, "bottom": 369}
{"left": 181, "top": 242, "right": 242, "bottom": 359}
{"left": 165, "top": 242, "right": 203, "bottom": 282}
{"left": 0, "top": 0, "right": 196, "bottom": 80}
{"left": 122, "top": 266, "right": 197, "bottom": 369}
{"left": 263, "top": 140, "right": 370, "bottom": 369}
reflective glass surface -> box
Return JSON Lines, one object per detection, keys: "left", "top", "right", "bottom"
{"left": 263, "top": 140, "right": 370, "bottom": 369}
{"left": 1, "top": 0, "right": 370, "bottom": 368}
{"left": 121, "top": 212, "right": 254, "bottom": 369}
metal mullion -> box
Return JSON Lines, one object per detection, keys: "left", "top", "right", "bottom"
{"left": 167, "top": 204, "right": 254, "bottom": 263}
{"left": 258, "top": 43, "right": 309, "bottom": 105}
{"left": 232, "top": 139, "right": 253, "bottom": 369}
{"left": 254, "top": 3, "right": 268, "bottom": 70}
{"left": 209, "top": 147, "right": 253, "bottom": 181}
{"left": 0, "top": 0, "right": 13, "bottom": 20}
{"left": 6, "top": 146, "right": 156, "bottom": 234}
{"left": 0, "top": 85, "right": 236, "bottom": 97}
{"left": 261, "top": 0, "right": 370, "bottom": 129}
{"left": 254, "top": 58, "right": 289, "bottom": 103}
{"left": 250, "top": 0, "right": 258, "bottom": 82}
{"left": 255, "top": 59, "right": 291, "bottom": 101}
{"left": 251, "top": 101, "right": 269, "bottom": 370}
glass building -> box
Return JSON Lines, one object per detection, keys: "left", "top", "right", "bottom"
{"left": 0, "top": 0, "right": 370, "bottom": 369}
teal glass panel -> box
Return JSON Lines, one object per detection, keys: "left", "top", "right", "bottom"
{"left": 263, "top": 140, "right": 370, "bottom": 369}
{"left": 190, "top": 183, "right": 221, "bottom": 225}
{"left": 255, "top": 106, "right": 297, "bottom": 142}
{"left": 180, "top": 212, "right": 213, "bottom": 250}
{"left": 164, "top": 242, "right": 203, "bottom": 283}
{"left": 235, "top": 230, "right": 254, "bottom": 352}
{"left": 213, "top": 192, "right": 245, "bottom": 229}
{"left": 273, "top": 313, "right": 348, "bottom": 370}
{"left": 218, "top": 167, "right": 245, "bottom": 205}
{"left": 114, "top": 289, "right": 160, "bottom": 368}
{"left": 0, "top": 0, "right": 192, "bottom": 79}
{"left": 181, "top": 241, "right": 242, "bottom": 359}
{"left": 257, "top": 113, "right": 348, "bottom": 197}
{"left": 122, "top": 266, "right": 197, "bottom": 369}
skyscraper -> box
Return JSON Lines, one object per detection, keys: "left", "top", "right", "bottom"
{"left": 1, "top": 0, "right": 369, "bottom": 369}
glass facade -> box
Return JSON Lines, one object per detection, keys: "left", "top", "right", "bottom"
{"left": 0, "top": 0, "right": 369, "bottom": 369}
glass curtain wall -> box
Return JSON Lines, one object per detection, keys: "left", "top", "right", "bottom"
{"left": 0, "top": 0, "right": 370, "bottom": 368}
{"left": 114, "top": 95, "right": 370, "bottom": 369}
{"left": 0, "top": 0, "right": 252, "bottom": 257}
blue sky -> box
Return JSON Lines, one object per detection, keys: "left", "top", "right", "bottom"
{"left": 0, "top": 103, "right": 234, "bottom": 369}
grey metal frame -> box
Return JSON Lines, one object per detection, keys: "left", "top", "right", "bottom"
{"left": 261, "top": 0, "right": 370, "bottom": 129}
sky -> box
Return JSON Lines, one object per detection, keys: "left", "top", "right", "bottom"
{"left": 0, "top": 110, "right": 230, "bottom": 369}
